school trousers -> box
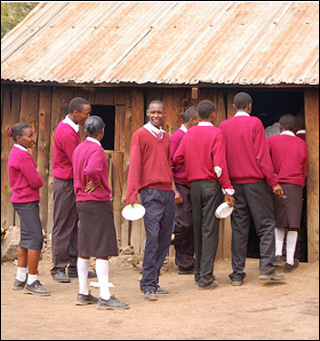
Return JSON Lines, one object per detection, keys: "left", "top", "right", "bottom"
{"left": 229, "top": 180, "right": 276, "bottom": 281}
{"left": 140, "top": 188, "right": 175, "bottom": 293}
{"left": 190, "top": 181, "right": 223, "bottom": 286}
{"left": 172, "top": 183, "right": 194, "bottom": 271}
{"left": 50, "top": 178, "right": 78, "bottom": 275}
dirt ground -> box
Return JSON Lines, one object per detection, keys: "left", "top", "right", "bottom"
{"left": 1, "top": 248, "right": 319, "bottom": 341}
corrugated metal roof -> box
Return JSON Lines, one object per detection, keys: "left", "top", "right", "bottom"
{"left": 1, "top": 1, "right": 319, "bottom": 86}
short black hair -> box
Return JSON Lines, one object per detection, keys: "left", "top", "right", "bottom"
{"left": 85, "top": 115, "right": 105, "bottom": 137}
{"left": 9, "top": 123, "right": 31, "bottom": 142}
{"left": 148, "top": 100, "right": 165, "bottom": 110}
{"left": 68, "top": 97, "right": 90, "bottom": 114}
{"left": 184, "top": 106, "right": 198, "bottom": 123}
{"left": 279, "top": 114, "right": 297, "bottom": 132}
{"left": 197, "top": 100, "right": 215, "bottom": 119}
{"left": 233, "top": 92, "right": 252, "bottom": 110}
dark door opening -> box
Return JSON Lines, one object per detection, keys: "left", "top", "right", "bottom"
{"left": 240, "top": 89, "right": 307, "bottom": 262}
{"left": 91, "top": 105, "right": 115, "bottom": 150}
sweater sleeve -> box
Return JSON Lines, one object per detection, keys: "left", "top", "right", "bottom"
{"left": 126, "top": 133, "right": 143, "bottom": 205}
{"left": 173, "top": 136, "right": 185, "bottom": 165}
{"left": 84, "top": 149, "right": 104, "bottom": 184}
{"left": 253, "top": 120, "right": 278, "bottom": 188}
{"left": 20, "top": 154, "right": 44, "bottom": 189}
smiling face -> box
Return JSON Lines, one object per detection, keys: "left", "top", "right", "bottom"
{"left": 16, "top": 127, "right": 34, "bottom": 149}
{"left": 74, "top": 103, "right": 91, "bottom": 126}
{"left": 146, "top": 102, "right": 165, "bottom": 129}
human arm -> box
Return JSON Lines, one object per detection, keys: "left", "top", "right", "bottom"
{"left": 20, "top": 154, "right": 44, "bottom": 189}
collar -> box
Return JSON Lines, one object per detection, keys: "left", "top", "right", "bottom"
{"left": 143, "top": 121, "right": 165, "bottom": 140}
{"left": 198, "top": 121, "right": 214, "bottom": 127}
{"left": 63, "top": 114, "right": 80, "bottom": 133}
{"left": 235, "top": 111, "right": 250, "bottom": 117}
{"left": 14, "top": 144, "right": 29, "bottom": 153}
{"left": 86, "top": 136, "right": 101, "bottom": 146}
{"left": 296, "top": 129, "right": 306, "bottom": 135}
{"left": 280, "top": 130, "right": 296, "bottom": 137}
{"left": 179, "top": 124, "right": 188, "bottom": 133}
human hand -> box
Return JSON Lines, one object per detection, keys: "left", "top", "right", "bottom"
{"left": 273, "top": 184, "right": 284, "bottom": 198}
{"left": 174, "top": 190, "right": 183, "bottom": 205}
{"left": 85, "top": 181, "right": 104, "bottom": 195}
{"left": 225, "top": 194, "right": 235, "bottom": 207}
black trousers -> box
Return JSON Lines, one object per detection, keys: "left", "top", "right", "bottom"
{"left": 190, "top": 181, "right": 223, "bottom": 286}
{"left": 172, "top": 184, "right": 194, "bottom": 271}
{"left": 230, "top": 180, "right": 276, "bottom": 281}
{"left": 51, "top": 178, "right": 78, "bottom": 274}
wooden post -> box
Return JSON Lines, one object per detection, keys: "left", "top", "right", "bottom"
{"left": 304, "top": 88, "right": 319, "bottom": 262}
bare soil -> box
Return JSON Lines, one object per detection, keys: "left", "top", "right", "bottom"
{"left": 1, "top": 249, "right": 319, "bottom": 340}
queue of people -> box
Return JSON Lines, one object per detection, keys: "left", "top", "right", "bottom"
{"left": 7, "top": 92, "right": 308, "bottom": 308}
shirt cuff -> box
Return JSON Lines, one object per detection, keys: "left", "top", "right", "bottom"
{"left": 222, "top": 188, "right": 235, "bottom": 196}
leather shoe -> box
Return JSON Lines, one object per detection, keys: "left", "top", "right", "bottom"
{"left": 97, "top": 296, "right": 129, "bottom": 310}
{"left": 52, "top": 270, "right": 70, "bottom": 283}
{"left": 24, "top": 280, "right": 50, "bottom": 296}
{"left": 12, "top": 278, "right": 27, "bottom": 290}
{"left": 76, "top": 291, "right": 99, "bottom": 305}
{"left": 283, "top": 259, "right": 299, "bottom": 272}
{"left": 259, "top": 271, "right": 284, "bottom": 281}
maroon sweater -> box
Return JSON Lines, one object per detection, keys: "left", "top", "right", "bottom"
{"left": 126, "top": 127, "right": 173, "bottom": 204}
{"left": 267, "top": 133, "right": 308, "bottom": 186}
{"left": 173, "top": 123, "right": 233, "bottom": 190}
{"left": 219, "top": 113, "right": 278, "bottom": 188}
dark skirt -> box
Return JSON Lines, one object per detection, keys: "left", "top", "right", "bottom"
{"left": 12, "top": 201, "right": 43, "bottom": 250}
{"left": 76, "top": 201, "right": 118, "bottom": 258}
{"left": 272, "top": 183, "right": 304, "bottom": 229}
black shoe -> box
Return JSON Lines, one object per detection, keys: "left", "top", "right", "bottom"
{"left": 144, "top": 290, "right": 157, "bottom": 301}
{"left": 273, "top": 255, "right": 282, "bottom": 266}
{"left": 96, "top": 296, "right": 129, "bottom": 310}
{"left": 52, "top": 270, "right": 70, "bottom": 283}
{"left": 75, "top": 292, "right": 99, "bottom": 305}
{"left": 199, "top": 280, "right": 219, "bottom": 290}
{"left": 156, "top": 285, "right": 169, "bottom": 294}
{"left": 24, "top": 280, "right": 50, "bottom": 296}
{"left": 178, "top": 268, "right": 194, "bottom": 275}
{"left": 68, "top": 267, "right": 97, "bottom": 279}
{"left": 259, "top": 271, "right": 284, "bottom": 281}
{"left": 231, "top": 280, "right": 243, "bottom": 286}
{"left": 12, "top": 278, "right": 27, "bottom": 291}
{"left": 283, "top": 259, "right": 299, "bottom": 272}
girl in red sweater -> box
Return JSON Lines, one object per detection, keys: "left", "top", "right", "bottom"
{"left": 8, "top": 123, "right": 50, "bottom": 296}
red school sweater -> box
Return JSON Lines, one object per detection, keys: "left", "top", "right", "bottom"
{"left": 267, "top": 133, "right": 308, "bottom": 186}
{"left": 8, "top": 145, "right": 44, "bottom": 203}
{"left": 72, "top": 139, "right": 112, "bottom": 202}
{"left": 173, "top": 124, "right": 233, "bottom": 190}
{"left": 52, "top": 120, "right": 81, "bottom": 180}
{"left": 169, "top": 128, "right": 189, "bottom": 185}
{"left": 126, "top": 127, "right": 173, "bottom": 205}
{"left": 219, "top": 114, "right": 278, "bottom": 188}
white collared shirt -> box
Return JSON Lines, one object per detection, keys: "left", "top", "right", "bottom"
{"left": 14, "top": 144, "right": 29, "bottom": 153}
{"left": 179, "top": 124, "right": 188, "bottom": 133}
{"left": 296, "top": 129, "right": 306, "bottom": 135}
{"left": 86, "top": 136, "right": 101, "bottom": 146}
{"left": 234, "top": 111, "right": 250, "bottom": 117}
{"left": 280, "top": 130, "right": 296, "bottom": 137}
{"left": 198, "top": 121, "right": 214, "bottom": 127}
{"left": 143, "top": 121, "right": 165, "bottom": 140}
{"left": 63, "top": 115, "right": 80, "bottom": 133}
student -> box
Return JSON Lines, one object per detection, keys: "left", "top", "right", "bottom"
{"left": 8, "top": 123, "right": 50, "bottom": 296}
{"left": 72, "top": 116, "right": 129, "bottom": 309}
{"left": 126, "top": 100, "right": 180, "bottom": 301}
{"left": 170, "top": 106, "right": 199, "bottom": 275}
{"left": 51, "top": 97, "right": 95, "bottom": 283}
{"left": 268, "top": 114, "right": 308, "bottom": 272}
{"left": 219, "top": 92, "right": 284, "bottom": 286}
{"left": 174, "top": 100, "right": 234, "bottom": 289}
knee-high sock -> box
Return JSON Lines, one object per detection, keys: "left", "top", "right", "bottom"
{"left": 274, "top": 227, "right": 286, "bottom": 256}
{"left": 77, "top": 258, "right": 89, "bottom": 295}
{"left": 96, "top": 259, "right": 111, "bottom": 300}
{"left": 286, "top": 231, "right": 298, "bottom": 265}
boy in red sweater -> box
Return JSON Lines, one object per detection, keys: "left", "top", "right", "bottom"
{"left": 174, "top": 100, "right": 234, "bottom": 289}
{"left": 170, "top": 106, "right": 199, "bottom": 275}
{"left": 8, "top": 123, "right": 49, "bottom": 295}
{"left": 51, "top": 97, "right": 93, "bottom": 283}
{"left": 268, "top": 114, "right": 308, "bottom": 272}
{"left": 126, "top": 100, "right": 181, "bottom": 301}
{"left": 219, "top": 92, "right": 284, "bottom": 285}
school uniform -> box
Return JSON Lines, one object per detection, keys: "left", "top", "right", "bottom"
{"left": 173, "top": 122, "right": 233, "bottom": 286}
{"left": 72, "top": 137, "right": 118, "bottom": 258}
{"left": 8, "top": 144, "right": 44, "bottom": 250}
{"left": 126, "top": 122, "right": 175, "bottom": 293}
{"left": 51, "top": 115, "right": 81, "bottom": 275}
{"left": 267, "top": 131, "right": 308, "bottom": 229}
{"left": 219, "top": 112, "right": 278, "bottom": 281}
{"left": 170, "top": 125, "right": 194, "bottom": 272}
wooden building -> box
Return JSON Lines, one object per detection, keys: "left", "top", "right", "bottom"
{"left": 1, "top": 2, "right": 319, "bottom": 261}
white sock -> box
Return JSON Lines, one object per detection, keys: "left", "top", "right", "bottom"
{"left": 77, "top": 258, "right": 89, "bottom": 295}
{"left": 286, "top": 231, "right": 298, "bottom": 265}
{"left": 16, "top": 267, "right": 27, "bottom": 282}
{"left": 27, "top": 273, "right": 38, "bottom": 285}
{"left": 274, "top": 227, "right": 285, "bottom": 256}
{"left": 95, "top": 259, "right": 111, "bottom": 300}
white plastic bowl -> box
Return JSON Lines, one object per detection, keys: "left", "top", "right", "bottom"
{"left": 215, "top": 202, "right": 234, "bottom": 219}
{"left": 121, "top": 204, "right": 146, "bottom": 221}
